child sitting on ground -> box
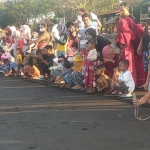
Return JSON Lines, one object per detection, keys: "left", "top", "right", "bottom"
{"left": 111, "top": 67, "right": 120, "bottom": 94}
{"left": 113, "top": 60, "right": 135, "bottom": 97}
{"left": 96, "top": 65, "right": 112, "bottom": 93}
{"left": 3, "top": 59, "right": 16, "bottom": 77}
{"left": 49, "top": 58, "right": 63, "bottom": 82}
{"left": 23, "top": 57, "right": 40, "bottom": 79}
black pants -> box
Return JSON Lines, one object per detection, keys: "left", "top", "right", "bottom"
{"left": 115, "top": 83, "right": 129, "bottom": 94}
{"left": 40, "top": 63, "right": 50, "bottom": 76}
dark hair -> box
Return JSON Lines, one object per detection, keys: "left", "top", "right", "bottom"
{"left": 4, "top": 59, "right": 10, "bottom": 64}
{"left": 16, "top": 48, "right": 21, "bottom": 53}
{"left": 82, "top": 13, "right": 90, "bottom": 19}
{"left": 96, "top": 65, "right": 106, "bottom": 71}
{"left": 120, "top": 60, "right": 129, "bottom": 68}
{"left": 87, "top": 38, "right": 97, "bottom": 46}
{"left": 28, "top": 58, "right": 33, "bottom": 66}
{"left": 85, "top": 28, "right": 97, "bottom": 39}
{"left": 63, "top": 60, "right": 71, "bottom": 69}
{"left": 79, "top": 8, "right": 89, "bottom": 14}
{"left": 72, "top": 42, "right": 78, "bottom": 49}
{"left": 120, "top": 2, "right": 128, "bottom": 7}
{"left": 66, "top": 21, "right": 74, "bottom": 29}
{"left": 44, "top": 45, "right": 53, "bottom": 50}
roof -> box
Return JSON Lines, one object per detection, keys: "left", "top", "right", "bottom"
{"left": 40, "top": 18, "right": 54, "bottom": 26}
{"left": 138, "top": 0, "right": 150, "bottom": 5}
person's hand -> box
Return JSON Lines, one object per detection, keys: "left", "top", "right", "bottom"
{"left": 133, "top": 99, "right": 141, "bottom": 106}
{"left": 137, "top": 48, "right": 142, "bottom": 55}
{"left": 55, "top": 76, "right": 61, "bottom": 81}
{"left": 144, "top": 81, "right": 149, "bottom": 91}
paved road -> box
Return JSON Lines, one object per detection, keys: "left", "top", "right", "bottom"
{"left": 0, "top": 76, "right": 150, "bottom": 150}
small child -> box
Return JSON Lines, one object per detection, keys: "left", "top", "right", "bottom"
{"left": 3, "top": 59, "right": 16, "bottom": 77}
{"left": 96, "top": 65, "right": 112, "bottom": 93}
{"left": 16, "top": 48, "right": 23, "bottom": 76}
{"left": 49, "top": 58, "right": 63, "bottom": 82}
{"left": 83, "top": 38, "right": 98, "bottom": 93}
{"left": 111, "top": 67, "right": 120, "bottom": 94}
{"left": 114, "top": 60, "right": 135, "bottom": 97}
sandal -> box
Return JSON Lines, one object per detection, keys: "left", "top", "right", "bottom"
{"left": 71, "top": 85, "right": 82, "bottom": 90}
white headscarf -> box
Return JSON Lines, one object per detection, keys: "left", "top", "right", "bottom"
{"left": 21, "top": 25, "right": 31, "bottom": 40}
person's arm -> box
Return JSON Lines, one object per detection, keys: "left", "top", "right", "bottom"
{"left": 133, "top": 92, "right": 150, "bottom": 106}
{"left": 55, "top": 34, "right": 68, "bottom": 45}
{"left": 87, "top": 50, "right": 97, "bottom": 61}
{"left": 137, "top": 38, "right": 142, "bottom": 55}
{"left": 144, "top": 64, "right": 150, "bottom": 91}
{"left": 99, "top": 77, "right": 109, "bottom": 91}
{"left": 95, "top": 19, "right": 102, "bottom": 28}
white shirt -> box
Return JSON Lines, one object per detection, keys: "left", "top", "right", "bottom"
{"left": 87, "top": 49, "right": 97, "bottom": 61}
{"left": 118, "top": 70, "right": 135, "bottom": 92}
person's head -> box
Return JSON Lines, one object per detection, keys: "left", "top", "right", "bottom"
{"left": 121, "top": 8, "right": 130, "bottom": 17}
{"left": 66, "top": 21, "right": 74, "bottom": 32}
{"left": 31, "top": 31, "right": 38, "bottom": 38}
{"left": 119, "top": 60, "right": 129, "bottom": 72}
{"left": 3, "top": 59, "right": 10, "bottom": 66}
{"left": 63, "top": 60, "right": 71, "bottom": 70}
{"left": 86, "top": 38, "right": 96, "bottom": 51}
{"left": 3, "top": 46, "right": 9, "bottom": 53}
{"left": 15, "top": 23, "right": 21, "bottom": 30}
{"left": 79, "top": 8, "right": 89, "bottom": 16}
{"left": 28, "top": 58, "right": 33, "bottom": 66}
{"left": 72, "top": 42, "right": 78, "bottom": 52}
{"left": 102, "top": 44, "right": 115, "bottom": 59}
{"left": 16, "top": 48, "right": 21, "bottom": 55}
{"left": 120, "top": 2, "right": 128, "bottom": 11}
{"left": 39, "top": 23, "right": 48, "bottom": 32}
{"left": 82, "top": 13, "right": 91, "bottom": 27}
{"left": 95, "top": 65, "right": 106, "bottom": 76}
{"left": 44, "top": 45, "right": 53, "bottom": 55}
{"left": 58, "top": 54, "right": 66, "bottom": 64}
{"left": 72, "top": 55, "right": 83, "bottom": 65}
{"left": 85, "top": 28, "right": 96, "bottom": 39}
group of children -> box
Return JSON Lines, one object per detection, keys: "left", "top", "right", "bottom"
{"left": 0, "top": 35, "right": 135, "bottom": 98}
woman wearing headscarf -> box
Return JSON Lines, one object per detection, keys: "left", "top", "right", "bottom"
{"left": 121, "top": 8, "right": 146, "bottom": 86}
{"left": 55, "top": 21, "right": 74, "bottom": 57}
{"left": 85, "top": 28, "right": 111, "bottom": 54}
{"left": 102, "top": 45, "right": 118, "bottom": 78}
{"left": 5, "top": 27, "right": 13, "bottom": 48}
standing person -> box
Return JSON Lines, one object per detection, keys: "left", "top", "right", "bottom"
{"left": 116, "top": 16, "right": 137, "bottom": 85}
{"left": 78, "top": 13, "right": 96, "bottom": 52}
{"left": 120, "top": 5, "right": 146, "bottom": 86}
{"left": 84, "top": 38, "right": 98, "bottom": 93}
{"left": 16, "top": 48, "right": 23, "bottom": 75}
{"left": 55, "top": 21, "right": 74, "bottom": 57}
{"left": 137, "top": 21, "right": 150, "bottom": 91}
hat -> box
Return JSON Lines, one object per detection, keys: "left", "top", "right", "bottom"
{"left": 72, "top": 55, "right": 83, "bottom": 62}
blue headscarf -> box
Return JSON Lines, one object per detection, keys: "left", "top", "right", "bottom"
{"left": 57, "top": 24, "right": 69, "bottom": 36}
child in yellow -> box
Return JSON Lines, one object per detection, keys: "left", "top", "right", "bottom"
{"left": 16, "top": 48, "right": 22, "bottom": 75}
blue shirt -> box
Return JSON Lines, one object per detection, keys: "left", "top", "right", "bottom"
{"left": 9, "top": 62, "right": 16, "bottom": 70}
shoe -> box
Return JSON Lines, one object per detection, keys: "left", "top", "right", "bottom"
{"left": 71, "top": 85, "right": 82, "bottom": 90}
{"left": 120, "top": 93, "right": 132, "bottom": 98}
{"left": 111, "top": 90, "right": 118, "bottom": 95}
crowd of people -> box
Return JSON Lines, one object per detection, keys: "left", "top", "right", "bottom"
{"left": 0, "top": 2, "right": 150, "bottom": 102}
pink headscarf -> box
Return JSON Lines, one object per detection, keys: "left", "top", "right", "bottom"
{"left": 37, "top": 43, "right": 46, "bottom": 49}
{"left": 102, "top": 45, "right": 115, "bottom": 59}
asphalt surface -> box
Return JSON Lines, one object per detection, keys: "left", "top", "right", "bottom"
{"left": 0, "top": 76, "right": 150, "bottom": 150}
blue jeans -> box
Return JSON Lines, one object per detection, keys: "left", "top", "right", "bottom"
{"left": 51, "top": 70, "right": 62, "bottom": 77}
{"left": 57, "top": 51, "right": 65, "bottom": 57}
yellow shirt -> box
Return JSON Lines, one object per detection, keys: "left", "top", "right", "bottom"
{"left": 17, "top": 54, "right": 22, "bottom": 64}
{"left": 57, "top": 38, "right": 68, "bottom": 51}
{"left": 72, "top": 62, "right": 83, "bottom": 72}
